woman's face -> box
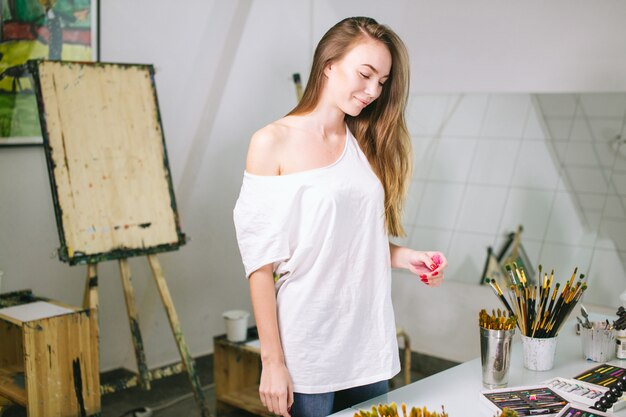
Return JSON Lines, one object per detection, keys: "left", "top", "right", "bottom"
{"left": 324, "top": 39, "right": 392, "bottom": 117}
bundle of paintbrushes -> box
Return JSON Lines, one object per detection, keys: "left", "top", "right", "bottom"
{"left": 479, "top": 308, "right": 517, "bottom": 330}
{"left": 486, "top": 264, "right": 587, "bottom": 338}
{"left": 354, "top": 403, "right": 448, "bottom": 417}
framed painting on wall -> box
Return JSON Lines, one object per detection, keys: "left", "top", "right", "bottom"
{"left": 0, "top": 0, "right": 99, "bottom": 146}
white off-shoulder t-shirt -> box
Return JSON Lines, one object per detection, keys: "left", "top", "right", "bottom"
{"left": 233, "top": 127, "right": 400, "bottom": 394}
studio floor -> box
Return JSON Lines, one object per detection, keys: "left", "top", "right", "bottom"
{"left": 100, "top": 354, "right": 246, "bottom": 417}
{"left": 100, "top": 354, "right": 429, "bottom": 417}
{"left": 0, "top": 348, "right": 455, "bottom": 417}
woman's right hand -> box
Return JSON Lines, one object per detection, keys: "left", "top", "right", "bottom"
{"left": 259, "top": 360, "right": 294, "bottom": 417}
{"left": 248, "top": 264, "right": 293, "bottom": 415}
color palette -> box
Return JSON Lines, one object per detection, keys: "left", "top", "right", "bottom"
{"left": 481, "top": 386, "right": 568, "bottom": 416}
{"left": 574, "top": 364, "right": 626, "bottom": 388}
{"left": 559, "top": 407, "right": 607, "bottom": 417}
{"left": 555, "top": 403, "right": 615, "bottom": 417}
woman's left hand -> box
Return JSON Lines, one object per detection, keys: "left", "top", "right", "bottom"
{"left": 407, "top": 251, "right": 448, "bottom": 287}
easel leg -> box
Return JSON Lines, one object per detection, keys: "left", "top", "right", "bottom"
{"left": 147, "top": 255, "right": 212, "bottom": 417}
{"left": 0, "top": 395, "right": 13, "bottom": 415}
{"left": 119, "top": 259, "right": 151, "bottom": 390}
{"left": 83, "top": 264, "right": 102, "bottom": 409}
{"left": 83, "top": 264, "right": 99, "bottom": 312}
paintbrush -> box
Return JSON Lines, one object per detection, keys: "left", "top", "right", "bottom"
{"left": 531, "top": 285, "right": 546, "bottom": 337}
{"left": 506, "top": 284, "right": 524, "bottom": 332}
{"left": 292, "top": 73, "right": 303, "bottom": 101}
{"left": 487, "top": 279, "right": 515, "bottom": 316}
{"left": 505, "top": 264, "right": 518, "bottom": 286}
{"left": 538, "top": 269, "right": 554, "bottom": 323}
{"left": 509, "top": 284, "right": 523, "bottom": 334}
{"left": 580, "top": 304, "right": 592, "bottom": 329}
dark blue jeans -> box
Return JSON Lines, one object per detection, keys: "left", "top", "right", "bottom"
{"left": 291, "top": 380, "right": 388, "bottom": 417}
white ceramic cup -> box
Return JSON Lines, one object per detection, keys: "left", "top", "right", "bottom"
{"left": 581, "top": 321, "right": 616, "bottom": 362}
{"left": 521, "top": 335, "right": 558, "bottom": 371}
{"left": 222, "top": 310, "right": 250, "bottom": 342}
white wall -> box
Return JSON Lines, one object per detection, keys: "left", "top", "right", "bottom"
{"left": 392, "top": 92, "right": 626, "bottom": 362}
{"left": 1, "top": 0, "right": 626, "bottom": 370}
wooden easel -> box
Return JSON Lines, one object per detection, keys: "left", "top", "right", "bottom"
{"left": 29, "top": 60, "right": 213, "bottom": 417}
{"left": 84, "top": 257, "right": 211, "bottom": 416}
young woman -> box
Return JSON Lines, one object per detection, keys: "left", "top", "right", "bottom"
{"left": 234, "top": 16, "right": 448, "bottom": 417}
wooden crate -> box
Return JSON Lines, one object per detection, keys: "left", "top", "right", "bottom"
{"left": 213, "top": 327, "right": 272, "bottom": 416}
{"left": 0, "top": 298, "right": 100, "bottom": 417}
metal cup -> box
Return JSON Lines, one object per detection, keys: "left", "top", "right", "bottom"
{"left": 480, "top": 327, "right": 514, "bottom": 388}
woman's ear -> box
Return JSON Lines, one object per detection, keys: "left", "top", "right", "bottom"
{"left": 323, "top": 62, "right": 333, "bottom": 77}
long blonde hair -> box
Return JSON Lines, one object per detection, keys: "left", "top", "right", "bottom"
{"left": 288, "top": 17, "right": 411, "bottom": 237}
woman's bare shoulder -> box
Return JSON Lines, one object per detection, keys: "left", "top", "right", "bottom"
{"left": 246, "top": 119, "right": 292, "bottom": 175}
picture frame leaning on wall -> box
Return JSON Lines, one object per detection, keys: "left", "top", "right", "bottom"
{"left": 481, "top": 225, "right": 536, "bottom": 287}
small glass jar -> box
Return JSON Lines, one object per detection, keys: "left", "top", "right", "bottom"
{"left": 617, "top": 329, "right": 626, "bottom": 360}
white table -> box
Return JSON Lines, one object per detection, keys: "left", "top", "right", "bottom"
{"left": 331, "top": 317, "right": 626, "bottom": 416}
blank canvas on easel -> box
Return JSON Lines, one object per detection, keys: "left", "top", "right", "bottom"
{"left": 28, "top": 60, "right": 210, "bottom": 416}
{"left": 30, "top": 60, "right": 186, "bottom": 265}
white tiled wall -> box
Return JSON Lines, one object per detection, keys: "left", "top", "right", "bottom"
{"left": 397, "top": 93, "right": 626, "bottom": 307}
